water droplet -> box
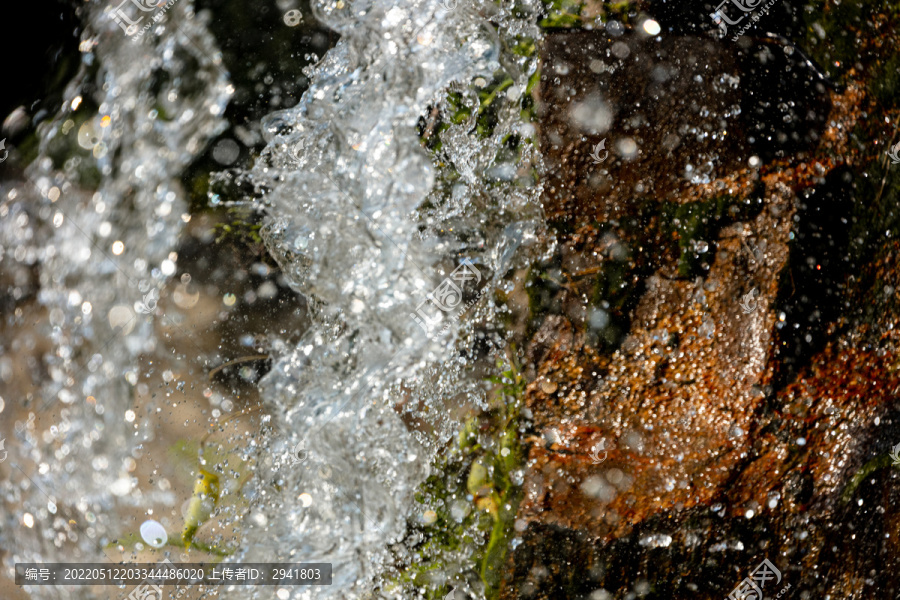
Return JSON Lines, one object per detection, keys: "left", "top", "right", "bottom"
{"left": 283, "top": 9, "right": 302, "bottom": 26}
{"left": 642, "top": 19, "right": 661, "bottom": 35}
{"left": 212, "top": 139, "right": 241, "bottom": 165}
{"left": 140, "top": 519, "right": 168, "bottom": 548}
{"left": 606, "top": 20, "right": 624, "bottom": 36}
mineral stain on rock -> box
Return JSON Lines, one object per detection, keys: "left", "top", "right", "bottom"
{"left": 502, "top": 8, "right": 900, "bottom": 600}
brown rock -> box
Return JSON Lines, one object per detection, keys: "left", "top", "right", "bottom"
{"left": 502, "top": 23, "right": 900, "bottom": 600}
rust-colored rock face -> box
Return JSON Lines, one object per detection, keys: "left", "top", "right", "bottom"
{"left": 503, "top": 18, "right": 900, "bottom": 600}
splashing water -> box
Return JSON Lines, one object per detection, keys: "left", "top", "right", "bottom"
{"left": 227, "top": 0, "right": 544, "bottom": 596}
{"left": 1, "top": 0, "right": 230, "bottom": 595}
{"left": 1, "top": 0, "right": 545, "bottom": 597}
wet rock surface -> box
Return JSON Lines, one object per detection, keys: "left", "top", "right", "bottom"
{"left": 2, "top": 0, "right": 899, "bottom": 598}
{"left": 503, "top": 9, "right": 900, "bottom": 600}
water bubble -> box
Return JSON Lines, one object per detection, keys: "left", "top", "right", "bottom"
{"left": 283, "top": 9, "right": 302, "bottom": 26}
{"left": 77, "top": 121, "right": 100, "bottom": 149}
{"left": 212, "top": 139, "right": 241, "bottom": 165}
{"left": 140, "top": 519, "right": 168, "bottom": 548}
{"left": 616, "top": 137, "right": 638, "bottom": 158}
{"left": 108, "top": 306, "right": 136, "bottom": 334}
{"left": 589, "top": 308, "right": 610, "bottom": 330}
{"left": 606, "top": 468, "right": 625, "bottom": 485}
{"left": 570, "top": 95, "right": 613, "bottom": 134}
{"left": 611, "top": 42, "right": 631, "bottom": 59}
{"left": 606, "top": 20, "right": 624, "bottom": 36}
{"left": 642, "top": 19, "right": 661, "bottom": 36}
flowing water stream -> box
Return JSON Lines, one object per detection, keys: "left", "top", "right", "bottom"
{"left": 221, "top": 0, "right": 545, "bottom": 596}
{"left": 1, "top": 0, "right": 545, "bottom": 598}
{"left": 5, "top": 0, "right": 898, "bottom": 598}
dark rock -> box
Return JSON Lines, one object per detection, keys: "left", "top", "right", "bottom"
{"left": 503, "top": 17, "right": 900, "bottom": 600}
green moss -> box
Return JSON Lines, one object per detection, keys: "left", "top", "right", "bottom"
{"left": 510, "top": 37, "right": 536, "bottom": 59}
{"left": 383, "top": 350, "right": 529, "bottom": 600}
{"left": 441, "top": 75, "right": 518, "bottom": 140}
{"left": 802, "top": 0, "right": 900, "bottom": 91}
{"left": 539, "top": 0, "right": 586, "bottom": 29}
{"left": 659, "top": 194, "right": 750, "bottom": 278}
{"left": 115, "top": 436, "right": 257, "bottom": 559}
{"left": 841, "top": 452, "right": 899, "bottom": 504}
{"left": 188, "top": 171, "right": 213, "bottom": 214}
{"left": 871, "top": 51, "right": 900, "bottom": 112}
{"left": 214, "top": 218, "right": 263, "bottom": 246}
{"left": 537, "top": 0, "right": 636, "bottom": 30}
